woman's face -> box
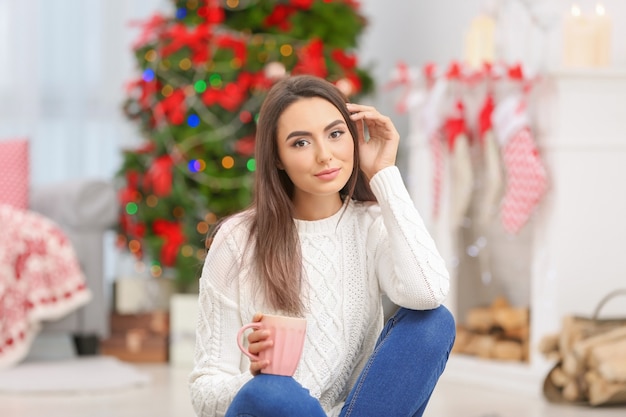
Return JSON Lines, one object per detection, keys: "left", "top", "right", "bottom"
{"left": 276, "top": 97, "right": 354, "bottom": 208}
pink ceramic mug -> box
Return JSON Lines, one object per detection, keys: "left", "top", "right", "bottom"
{"left": 237, "top": 314, "right": 307, "bottom": 376}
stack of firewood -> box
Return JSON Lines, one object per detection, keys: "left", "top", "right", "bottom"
{"left": 453, "top": 296, "right": 530, "bottom": 362}
{"left": 539, "top": 315, "right": 626, "bottom": 406}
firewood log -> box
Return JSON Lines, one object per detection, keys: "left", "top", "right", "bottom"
{"left": 563, "top": 379, "right": 583, "bottom": 402}
{"left": 491, "top": 295, "right": 510, "bottom": 310}
{"left": 562, "top": 351, "right": 584, "bottom": 376}
{"left": 464, "top": 334, "right": 496, "bottom": 358}
{"left": 586, "top": 370, "right": 626, "bottom": 406}
{"left": 493, "top": 307, "right": 529, "bottom": 332}
{"left": 550, "top": 366, "right": 571, "bottom": 388}
{"left": 589, "top": 338, "right": 626, "bottom": 370}
{"left": 466, "top": 307, "right": 495, "bottom": 333}
{"left": 539, "top": 333, "right": 561, "bottom": 361}
{"left": 598, "top": 358, "right": 626, "bottom": 383}
{"left": 492, "top": 340, "right": 523, "bottom": 361}
{"left": 572, "top": 326, "right": 626, "bottom": 362}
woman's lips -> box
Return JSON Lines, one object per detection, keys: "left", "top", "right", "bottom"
{"left": 315, "top": 168, "right": 340, "bottom": 181}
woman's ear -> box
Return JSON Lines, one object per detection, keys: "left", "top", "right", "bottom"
{"left": 276, "top": 159, "right": 284, "bottom": 170}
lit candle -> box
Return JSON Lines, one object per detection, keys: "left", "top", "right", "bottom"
{"left": 464, "top": 14, "right": 496, "bottom": 69}
{"left": 593, "top": 3, "right": 612, "bottom": 67}
{"left": 562, "top": 4, "right": 596, "bottom": 68}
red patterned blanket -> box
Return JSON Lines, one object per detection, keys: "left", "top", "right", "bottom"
{"left": 0, "top": 204, "right": 91, "bottom": 368}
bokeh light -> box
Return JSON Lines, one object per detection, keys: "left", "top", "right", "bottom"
{"left": 222, "top": 156, "right": 235, "bottom": 169}
{"left": 125, "top": 202, "right": 138, "bottom": 215}
{"left": 187, "top": 114, "right": 200, "bottom": 128}
{"left": 142, "top": 68, "right": 155, "bottom": 82}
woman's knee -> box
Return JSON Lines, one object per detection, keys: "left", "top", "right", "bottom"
{"left": 396, "top": 305, "right": 456, "bottom": 348}
{"left": 227, "top": 375, "right": 324, "bottom": 417}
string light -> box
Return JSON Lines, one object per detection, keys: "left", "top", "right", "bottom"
{"left": 209, "top": 74, "right": 222, "bottom": 87}
{"left": 162, "top": 84, "right": 174, "bottom": 96}
{"left": 150, "top": 263, "right": 163, "bottom": 277}
{"left": 142, "top": 68, "right": 155, "bottom": 82}
{"left": 194, "top": 80, "right": 207, "bottom": 93}
{"left": 246, "top": 158, "right": 256, "bottom": 172}
{"left": 187, "top": 114, "right": 201, "bottom": 128}
{"left": 196, "top": 221, "right": 209, "bottom": 234}
{"left": 279, "top": 45, "right": 293, "bottom": 57}
{"left": 146, "top": 195, "right": 159, "bottom": 207}
{"left": 125, "top": 202, "right": 138, "bottom": 215}
{"left": 145, "top": 50, "right": 157, "bottom": 62}
{"left": 239, "top": 111, "right": 252, "bottom": 123}
{"left": 222, "top": 156, "right": 235, "bottom": 169}
{"left": 176, "top": 8, "right": 187, "bottom": 19}
{"left": 129, "top": 239, "right": 142, "bottom": 253}
{"left": 179, "top": 58, "right": 192, "bottom": 70}
{"left": 181, "top": 245, "right": 194, "bottom": 257}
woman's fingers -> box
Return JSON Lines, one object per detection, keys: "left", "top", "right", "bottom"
{"left": 246, "top": 314, "right": 272, "bottom": 376}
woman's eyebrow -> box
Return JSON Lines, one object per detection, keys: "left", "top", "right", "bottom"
{"left": 285, "top": 119, "right": 346, "bottom": 142}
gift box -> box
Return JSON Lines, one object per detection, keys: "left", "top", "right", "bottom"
{"left": 169, "top": 294, "right": 199, "bottom": 367}
{"left": 113, "top": 276, "right": 174, "bottom": 314}
{"left": 100, "top": 311, "right": 169, "bottom": 363}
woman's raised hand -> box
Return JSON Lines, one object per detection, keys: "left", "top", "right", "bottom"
{"left": 347, "top": 103, "right": 400, "bottom": 180}
{"left": 247, "top": 312, "right": 272, "bottom": 376}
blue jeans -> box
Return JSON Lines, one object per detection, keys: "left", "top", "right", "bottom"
{"left": 225, "top": 305, "right": 456, "bottom": 417}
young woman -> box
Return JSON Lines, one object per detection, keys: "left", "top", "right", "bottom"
{"left": 189, "top": 75, "right": 455, "bottom": 417}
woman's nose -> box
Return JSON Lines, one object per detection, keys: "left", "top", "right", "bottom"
{"left": 316, "top": 143, "right": 332, "bottom": 163}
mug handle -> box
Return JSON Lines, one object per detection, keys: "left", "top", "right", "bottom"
{"left": 236, "top": 322, "right": 263, "bottom": 360}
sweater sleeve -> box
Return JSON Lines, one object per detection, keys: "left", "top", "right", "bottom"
{"left": 189, "top": 219, "right": 253, "bottom": 417}
{"left": 367, "top": 166, "right": 450, "bottom": 309}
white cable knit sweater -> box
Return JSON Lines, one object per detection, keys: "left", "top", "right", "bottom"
{"left": 189, "top": 166, "right": 450, "bottom": 417}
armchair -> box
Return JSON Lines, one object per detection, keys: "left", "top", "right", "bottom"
{"left": 29, "top": 179, "right": 118, "bottom": 353}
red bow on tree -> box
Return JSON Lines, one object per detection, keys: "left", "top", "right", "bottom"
{"left": 130, "top": 13, "right": 167, "bottom": 48}
{"left": 293, "top": 39, "right": 327, "bottom": 78}
{"left": 145, "top": 155, "right": 174, "bottom": 197}
{"left": 197, "top": 0, "right": 225, "bottom": 24}
{"left": 216, "top": 34, "right": 247, "bottom": 63}
{"left": 161, "top": 23, "right": 213, "bottom": 64}
{"left": 152, "top": 220, "right": 186, "bottom": 267}
{"left": 202, "top": 72, "right": 255, "bottom": 111}
{"left": 154, "top": 89, "right": 186, "bottom": 125}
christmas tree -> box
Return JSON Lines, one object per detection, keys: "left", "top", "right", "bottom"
{"left": 117, "top": 0, "right": 374, "bottom": 291}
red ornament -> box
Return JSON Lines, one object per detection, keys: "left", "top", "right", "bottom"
{"left": 234, "top": 135, "right": 256, "bottom": 156}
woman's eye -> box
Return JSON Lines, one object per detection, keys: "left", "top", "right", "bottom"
{"left": 329, "top": 130, "right": 344, "bottom": 140}
{"left": 293, "top": 139, "right": 309, "bottom": 148}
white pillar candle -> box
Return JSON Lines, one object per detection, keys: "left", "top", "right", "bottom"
{"left": 562, "top": 4, "right": 596, "bottom": 68}
{"left": 464, "top": 14, "right": 496, "bottom": 69}
{"left": 592, "top": 3, "right": 612, "bottom": 67}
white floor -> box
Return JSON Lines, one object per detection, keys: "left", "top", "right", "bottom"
{"left": 0, "top": 335, "right": 624, "bottom": 417}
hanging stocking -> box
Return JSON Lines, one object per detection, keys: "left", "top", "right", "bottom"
{"left": 501, "top": 127, "right": 547, "bottom": 234}
{"left": 493, "top": 95, "right": 548, "bottom": 235}
{"left": 476, "top": 93, "right": 503, "bottom": 230}
{"left": 444, "top": 100, "right": 474, "bottom": 230}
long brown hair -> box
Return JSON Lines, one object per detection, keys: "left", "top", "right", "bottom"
{"left": 246, "top": 75, "right": 375, "bottom": 315}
